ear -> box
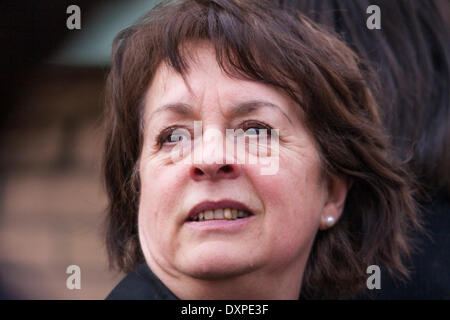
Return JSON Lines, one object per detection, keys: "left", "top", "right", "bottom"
{"left": 319, "top": 174, "right": 353, "bottom": 230}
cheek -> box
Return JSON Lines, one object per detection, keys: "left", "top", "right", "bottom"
{"left": 246, "top": 152, "right": 324, "bottom": 258}
{"left": 139, "top": 146, "right": 189, "bottom": 212}
{"left": 250, "top": 148, "right": 324, "bottom": 216}
{"left": 138, "top": 156, "right": 187, "bottom": 252}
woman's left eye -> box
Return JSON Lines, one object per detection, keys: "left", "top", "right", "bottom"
{"left": 241, "top": 121, "right": 272, "bottom": 135}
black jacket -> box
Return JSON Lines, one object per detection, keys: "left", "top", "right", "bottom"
{"left": 106, "top": 263, "right": 178, "bottom": 300}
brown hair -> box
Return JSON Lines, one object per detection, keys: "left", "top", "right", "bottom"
{"left": 280, "top": 0, "right": 450, "bottom": 199}
{"left": 103, "top": 0, "right": 422, "bottom": 298}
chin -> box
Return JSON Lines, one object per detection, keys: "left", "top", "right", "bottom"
{"left": 179, "top": 246, "right": 260, "bottom": 280}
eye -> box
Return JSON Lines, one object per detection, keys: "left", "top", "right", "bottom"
{"left": 168, "top": 132, "right": 185, "bottom": 142}
{"left": 156, "top": 126, "right": 191, "bottom": 147}
{"left": 240, "top": 121, "right": 273, "bottom": 136}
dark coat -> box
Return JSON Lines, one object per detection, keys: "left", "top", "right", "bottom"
{"left": 106, "top": 263, "right": 178, "bottom": 300}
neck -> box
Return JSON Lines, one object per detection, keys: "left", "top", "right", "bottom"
{"left": 148, "top": 258, "right": 305, "bottom": 300}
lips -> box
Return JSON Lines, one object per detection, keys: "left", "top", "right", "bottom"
{"left": 187, "top": 199, "right": 253, "bottom": 221}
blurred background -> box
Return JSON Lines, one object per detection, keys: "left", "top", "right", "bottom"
{"left": 0, "top": 0, "right": 160, "bottom": 299}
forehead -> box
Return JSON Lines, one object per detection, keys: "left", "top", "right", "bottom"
{"left": 144, "top": 43, "right": 299, "bottom": 118}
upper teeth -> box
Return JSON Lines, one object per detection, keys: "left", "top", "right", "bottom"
{"left": 191, "top": 208, "right": 250, "bottom": 221}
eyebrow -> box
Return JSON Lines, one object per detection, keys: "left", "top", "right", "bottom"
{"left": 230, "top": 100, "right": 292, "bottom": 124}
{"left": 148, "top": 99, "right": 293, "bottom": 124}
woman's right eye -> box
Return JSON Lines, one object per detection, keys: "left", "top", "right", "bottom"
{"left": 157, "top": 127, "right": 190, "bottom": 147}
{"left": 167, "top": 132, "right": 185, "bottom": 142}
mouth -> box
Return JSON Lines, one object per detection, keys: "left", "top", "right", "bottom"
{"left": 187, "top": 200, "right": 254, "bottom": 222}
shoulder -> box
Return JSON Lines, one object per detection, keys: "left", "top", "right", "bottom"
{"left": 106, "top": 263, "right": 178, "bottom": 300}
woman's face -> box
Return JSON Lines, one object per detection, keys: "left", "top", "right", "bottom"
{"left": 138, "top": 43, "right": 344, "bottom": 287}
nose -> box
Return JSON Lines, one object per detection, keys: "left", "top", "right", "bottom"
{"left": 188, "top": 123, "right": 242, "bottom": 181}
{"left": 190, "top": 162, "right": 241, "bottom": 181}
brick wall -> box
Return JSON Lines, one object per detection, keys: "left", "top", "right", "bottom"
{"left": 0, "top": 66, "right": 124, "bottom": 299}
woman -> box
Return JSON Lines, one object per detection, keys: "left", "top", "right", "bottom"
{"left": 103, "top": 0, "right": 421, "bottom": 299}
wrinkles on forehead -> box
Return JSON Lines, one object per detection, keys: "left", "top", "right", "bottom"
{"left": 143, "top": 41, "right": 305, "bottom": 130}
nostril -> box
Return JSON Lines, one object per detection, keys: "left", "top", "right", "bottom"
{"left": 221, "top": 165, "right": 232, "bottom": 173}
{"left": 191, "top": 163, "right": 240, "bottom": 181}
{"left": 194, "top": 168, "right": 204, "bottom": 176}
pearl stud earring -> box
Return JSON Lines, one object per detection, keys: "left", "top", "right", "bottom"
{"left": 325, "top": 216, "right": 335, "bottom": 228}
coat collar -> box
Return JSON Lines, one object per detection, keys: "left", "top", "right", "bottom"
{"left": 106, "top": 263, "right": 179, "bottom": 300}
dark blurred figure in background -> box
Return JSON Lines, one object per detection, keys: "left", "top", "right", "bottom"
{"left": 279, "top": 0, "right": 449, "bottom": 299}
